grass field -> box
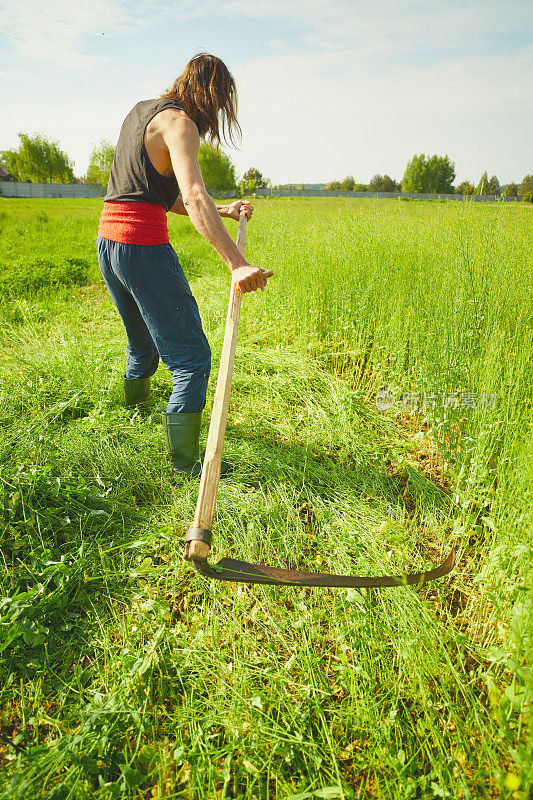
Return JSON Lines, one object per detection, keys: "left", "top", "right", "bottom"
{"left": 0, "top": 197, "right": 531, "bottom": 799}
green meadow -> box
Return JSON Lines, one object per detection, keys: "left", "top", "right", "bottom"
{"left": 0, "top": 197, "right": 531, "bottom": 799}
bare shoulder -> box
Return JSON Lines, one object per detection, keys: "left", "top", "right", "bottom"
{"left": 157, "top": 108, "right": 198, "bottom": 143}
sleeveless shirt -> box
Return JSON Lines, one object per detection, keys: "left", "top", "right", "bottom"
{"left": 105, "top": 98, "right": 184, "bottom": 211}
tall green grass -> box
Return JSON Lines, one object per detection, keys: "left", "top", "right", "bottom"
{"left": 0, "top": 197, "right": 531, "bottom": 799}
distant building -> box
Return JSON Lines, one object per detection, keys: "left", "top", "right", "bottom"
{"left": 0, "top": 166, "right": 14, "bottom": 181}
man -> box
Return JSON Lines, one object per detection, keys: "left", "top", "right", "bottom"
{"left": 97, "top": 53, "right": 270, "bottom": 476}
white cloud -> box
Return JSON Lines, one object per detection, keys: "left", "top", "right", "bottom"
{"left": 177, "top": 0, "right": 533, "bottom": 61}
{"left": 3, "top": 0, "right": 530, "bottom": 70}
{"left": 0, "top": 0, "right": 146, "bottom": 68}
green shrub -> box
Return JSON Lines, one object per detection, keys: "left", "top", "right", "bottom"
{"left": 522, "top": 190, "right": 533, "bottom": 203}
{"left": 0, "top": 256, "right": 90, "bottom": 295}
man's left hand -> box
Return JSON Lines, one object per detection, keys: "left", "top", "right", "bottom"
{"left": 224, "top": 200, "right": 253, "bottom": 221}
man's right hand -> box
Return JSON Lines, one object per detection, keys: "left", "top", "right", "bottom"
{"left": 232, "top": 264, "right": 270, "bottom": 293}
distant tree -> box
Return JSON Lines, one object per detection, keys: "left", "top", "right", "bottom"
{"left": 353, "top": 183, "right": 368, "bottom": 191}
{"left": 402, "top": 155, "right": 426, "bottom": 193}
{"left": 1, "top": 132, "right": 75, "bottom": 183}
{"left": 87, "top": 140, "right": 115, "bottom": 187}
{"left": 519, "top": 175, "right": 533, "bottom": 196}
{"left": 325, "top": 176, "right": 355, "bottom": 191}
{"left": 476, "top": 171, "right": 489, "bottom": 195}
{"left": 502, "top": 182, "right": 518, "bottom": 197}
{"left": 423, "top": 155, "right": 454, "bottom": 193}
{"left": 455, "top": 181, "right": 476, "bottom": 196}
{"left": 0, "top": 154, "right": 12, "bottom": 177}
{"left": 242, "top": 167, "right": 267, "bottom": 189}
{"left": 402, "top": 154, "right": 455, "bottom": 194}
{"left": 486, "top": 175, "right": 500, "bottom": 195}
{"left": 368, "top": 174, "right": 398, "bottom": 192}
{"left": 198, "top": 142, "right": 236, "bottom": 192}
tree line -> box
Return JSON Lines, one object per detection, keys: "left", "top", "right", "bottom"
{"left": 0, "top": 134, "right": 75, "bottom": 184}
{"left": 1, "top": 133, "right": 532, "bottom": 199}
{"left": 322, "top": 156, "right": 532, "bottom": 197}
{"left": 0, "top": 133, "right": 261, "bottom": 194}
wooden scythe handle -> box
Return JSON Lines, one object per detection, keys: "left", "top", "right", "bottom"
{"left": 185, "top": 212, "right": 272, "bottom": 562}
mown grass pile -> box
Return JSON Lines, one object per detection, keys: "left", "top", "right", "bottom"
{"left": 0, "top": 197, "right": 531, "bottom": 799}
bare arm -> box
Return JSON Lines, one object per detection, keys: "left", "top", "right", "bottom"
{"left": 169, "top": 193, "right": 246, "bottom": 220}
{"left": 163, "top": 116, "right": 268, "bottom": 292}
{"left": 169, "top": 193, "right": 188, "bottom": 215}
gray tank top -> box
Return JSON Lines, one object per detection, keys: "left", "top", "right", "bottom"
{"left": 105, "top": 98, "right": 184, "bottom": 211}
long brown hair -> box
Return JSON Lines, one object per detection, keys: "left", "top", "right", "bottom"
{"left": 161, "top": 53, "right": 241, "bottom": 148}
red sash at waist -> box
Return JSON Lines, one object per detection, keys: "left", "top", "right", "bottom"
{"left": 98, "top": 201, "right": 169, "bottom": 245}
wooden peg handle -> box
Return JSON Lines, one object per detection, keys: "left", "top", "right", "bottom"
{"left": 185, "top": 212, "right": 275, "bottom": 563}
{"left": 185, "top": 215, "right": 246, "bottom": 562}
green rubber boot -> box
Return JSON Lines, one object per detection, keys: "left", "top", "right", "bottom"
{"left": 162, "top": 411, "right": 203, "bottom": 476}
{"left": 161, "top": 411, "right": 233, "bottom": 478}
{"left": 124, "top": 377, "right": 151, "bottom": 413}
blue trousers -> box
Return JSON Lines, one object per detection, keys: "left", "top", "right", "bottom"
{"left": 96, "top": 237, "right": 211, "bottom": 413}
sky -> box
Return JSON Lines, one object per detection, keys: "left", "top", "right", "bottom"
{"left": 0, "top": 0, "right": 532, "bottom": 185}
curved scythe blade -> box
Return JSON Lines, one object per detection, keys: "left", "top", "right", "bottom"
{"left": 191, "top": 547, "right": 456, "bottom": 588}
